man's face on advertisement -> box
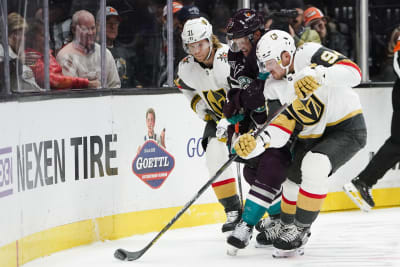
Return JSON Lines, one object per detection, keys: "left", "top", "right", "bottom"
{"left": 146, "top": 113, "right": 155, "bottom": 132}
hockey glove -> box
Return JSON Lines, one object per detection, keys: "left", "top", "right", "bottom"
{"left": 294, "top": 75, "right": 320, "bottom": 100}
{"left": 233, "top": 131, "right": 270, "bottom": 160}
{"left": 216, "top": 118, "right": 230, "bottom": 142}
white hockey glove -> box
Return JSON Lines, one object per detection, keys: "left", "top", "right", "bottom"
{"left": 233, "top": 131, "right": 270, "bottom": 160}
{"left": 216, "top": 118, "right": 230, "bottom": 142}
{"left": 294, "top": 65, "right": 326, "bottom": 100}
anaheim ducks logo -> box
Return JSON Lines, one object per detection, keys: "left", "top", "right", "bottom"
{"left": 202, "top": 88, "right": 226, "bottom": 118}
{"left": 287, "top": 95, "right": 324, "bottom": 125}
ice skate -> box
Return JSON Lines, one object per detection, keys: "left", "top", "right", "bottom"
{"left": 255, "top": 213, "right": 280, "bottom": 232}
{"left": 272, "top": 224, "right": 311, "bottom": 258}
{"left": 255, "top": 220, "right": 283, "bottom": 248}
{"left": 222, "top": 210, "right": 241, "bottom": 234}
{"left": 272, "top": 246, "right": 305, "bottom": 258}
{"left": 343, "top": 177, "right": 375, "bottom": 212}
{"left": 226, "top": 220, "right": 253, "bottom": 256}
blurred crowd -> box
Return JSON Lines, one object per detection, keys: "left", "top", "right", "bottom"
{"left": 1, "top": 0, "right": 400, "bottom": 92}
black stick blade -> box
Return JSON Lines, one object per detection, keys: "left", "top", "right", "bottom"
{"left": 114, "top": 249, "right": 128, "bottom": 261}
{"left": 114, "top": 248, "right": 144, "bottom": 261}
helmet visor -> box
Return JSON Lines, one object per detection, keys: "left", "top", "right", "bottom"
{"left": 257, "top": 59, "right": 280, "bottom": 73}
{"left": 228, "top": 36, "right": 250, "bottom": 53}
{"left": 186, "top": 39, "right": 211, "bottom": 54}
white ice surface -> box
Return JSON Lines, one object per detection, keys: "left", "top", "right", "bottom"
{"left": 24, "top": 207, "right": 400, "bottom": 267}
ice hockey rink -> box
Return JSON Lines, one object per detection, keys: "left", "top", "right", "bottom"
{"left": 23, "top": 207, "right": 400, "bottom": 267}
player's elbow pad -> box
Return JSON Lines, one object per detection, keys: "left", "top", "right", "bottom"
{"left": 324, "top": 64, "right": 361, "bottom": 88}
{"left": 266, "top": 125, "right": 291, "bottom": 148}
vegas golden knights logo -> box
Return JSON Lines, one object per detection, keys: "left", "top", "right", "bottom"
{"left": 287, "top": 95, "right": 325, "bottom": 125}
{"left": 202, "top": 88, "right": 226, "bottom": 118}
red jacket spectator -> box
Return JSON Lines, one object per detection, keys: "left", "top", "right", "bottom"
{"left": 25, "top": 48, "right": 89, "bottom": 89}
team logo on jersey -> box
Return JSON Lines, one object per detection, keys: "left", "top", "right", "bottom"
{"left": 217, "top": 52, "right": 228, "bottom": 63}
{"left": 182, "top": 56, "right": 191, "bottom": 64}
{"left": 132, "top": 140, "right": 175, "bottom": 189}
{"left": 287, "top": 94, "right": 325, "bottom": 125}
{"left": 237, "top": 76, "right": 253, "bottom": 89}
{"left": 202, "top": 88, "right": 226, "bottom": 118}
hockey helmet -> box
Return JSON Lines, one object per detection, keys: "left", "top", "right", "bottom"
{"left": 181, "top": 17, "right": 213, "bottom": 58}
{"left": 256, "top": 30, "right": 296, "bottom": 74}
{"left": 226, "top": 9, "right": 264, "bottom": 40}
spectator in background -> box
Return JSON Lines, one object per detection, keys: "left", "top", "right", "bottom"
{"left": 376, "top": 25, "right": 400, "bottom": 81}
{"left": 35, "top": 0, "right": 73, "bottom": 54}
{"left": 211, "top": 3, "right": 231, "bottom": 44}
{"left": 57, "top": 10, "right": 120, "bottom": 88}
{"left": 282, "top": 0, "right": 320, "bottom": 46}
{"left": 24, "top": 19, "right": 96, "bottom": 90}
{"left": 303, "top": 6, "right": 350, "bottom": 57}
{"left": 158, "top": 1, "right": 184, "bottom": 86}
{"left": 176, "top": 4, "right": 201, "bottom": 29}
{"left": 2, "top": 12, "right": 42, "bottom": 92}
{"left": 96, "top": 6, "right": 140, "bottom": 88}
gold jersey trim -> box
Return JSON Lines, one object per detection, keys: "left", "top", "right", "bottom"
{"left": 299, "top": 109, "right": 363, "bottom": 139}
{"left": 326, "top": 109, "right": 363, "bottom": 127}
{"left": 190, "top": 94, "right": 201, "bottom": 112}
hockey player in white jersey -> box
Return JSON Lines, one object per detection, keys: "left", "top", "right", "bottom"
{"left": 174, "top": 17, "right": 242, "bottom": 233}
{"left": 233, "top": 29, "right": 367, "bottom": 257}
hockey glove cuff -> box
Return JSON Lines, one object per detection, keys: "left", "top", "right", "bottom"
{"left": 216, "top": 118, "right": 230, "bottom": 142}
{"left": 233, "top": 131, "right": 270, "bottom": 160}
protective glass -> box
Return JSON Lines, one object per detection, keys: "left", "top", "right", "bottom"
{"left": 228, "top": 36, "right": 250, "bottom": 53}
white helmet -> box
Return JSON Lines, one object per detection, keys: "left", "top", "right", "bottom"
{"left": 181, "top": 17, "right": 213, "bottom": 59}
{"left": 256, "top": 30, "right": 296, "bottom": 75}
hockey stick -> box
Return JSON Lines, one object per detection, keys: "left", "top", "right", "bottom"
{"left": 234, "top": 123, "right": 243, "bottom": 208}
{"left": 114, "top": 103, "right": 290, "bottom": 261}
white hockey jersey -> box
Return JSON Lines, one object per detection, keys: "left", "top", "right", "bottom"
{"left": 176, "top": 44, "right": 230, "bottom": 120}
{"left": 264, "top": 42, "right": 363, "bottom": 140}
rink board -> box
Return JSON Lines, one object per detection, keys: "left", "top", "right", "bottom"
{"left": 0, "top": 87, "right": 399, "bottom": 267}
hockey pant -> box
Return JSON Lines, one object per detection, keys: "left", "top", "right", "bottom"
{"left": 281, "top": 115, "right": 367, "bottom": 227}
{"left": 241, "top": 146, "right": 291, "bottom": 225}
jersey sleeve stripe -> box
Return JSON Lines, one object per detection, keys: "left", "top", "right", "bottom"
{"left": 299, "top": 188, "right": 327, "bottom": 199}
{"left": 282, "top": 194, "right": 297, "bottom": 205}
{"left": 212, "top": 178, "right": 236, "bottom": 187}
{"left": 190, "top": 94, "right": 201, "bottom": 112}
{"left": 336, "top": 60, "right": 362, "bottom": 78}
{"left": 269, "top": 123, "right": 293, "bottom": 134}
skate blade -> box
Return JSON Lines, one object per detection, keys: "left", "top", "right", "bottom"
{"left": 226, "top": 244, "right": 239, "bottom": 256}
{"left": 343, "top": 183, "right": 372, "bottom": 212}
{"left": 272, "top": 247, "right": 304, "bottom": 258}
{"left": 254, "top": 242, "right": 272, "bottom": 248}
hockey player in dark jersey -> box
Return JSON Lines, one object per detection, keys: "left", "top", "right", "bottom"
{"left": 216, "top": 9, "right": 294, "bottom": 254}
{"left": 236, "top": 29, "right": 367, "bottom": 257}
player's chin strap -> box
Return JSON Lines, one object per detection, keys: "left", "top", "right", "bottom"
{"left": 283, "top": 56, "right": 294, "bottom": 76}
{"left": 205, "top": 37, "right": 213, "bottom": 61}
